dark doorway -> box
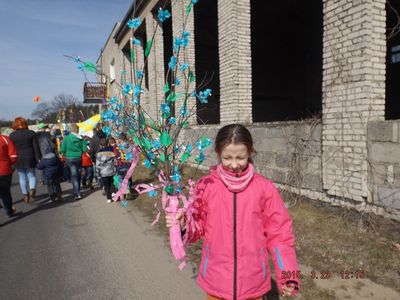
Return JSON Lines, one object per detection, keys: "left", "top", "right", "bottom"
{"left": 386, "top": 0, "right": 400, "bottom": 120}
{"left": 194, "top": 0, "right": 220, "bottom": 124}
{"left": 251, "top": 0, "right": 323, "bottom": 122}
{"left": 162, "top": 1, "right": 174, "bottom": 116}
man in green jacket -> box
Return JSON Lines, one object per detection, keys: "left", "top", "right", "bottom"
{"left": 60, "top": 124, "right": 87, "bottom": 200}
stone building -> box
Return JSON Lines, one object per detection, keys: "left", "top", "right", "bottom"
{"left": 95, "top": 0, "right": 400, "bottom": 221}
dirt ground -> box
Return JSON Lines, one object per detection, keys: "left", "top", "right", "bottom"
{"left": 128, "top": 164, "right": 400, "bottom": 299}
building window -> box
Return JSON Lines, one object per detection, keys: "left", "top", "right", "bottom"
{"left": 386, "top": 0, "right": 400, "bottom": 120}
{"left": 109, "top": 58, "right": 115, "bottom": 82}
{"left": 251, "top": 0, "right": 323, "bottom": 122}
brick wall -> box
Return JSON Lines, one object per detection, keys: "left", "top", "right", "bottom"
{"left": 368, "top": 121, "right": 400, "bottom": 216}
{"left": 145, "top": 14, "right": 165, "bottom": 120}
{"left": 322, "top": 0, "right": 386, "bottom": 202}
{"left": 172, "top": 0, "right": 197, "bottom": 124}
{"left": 218, "top": 0, "right": 252, "bottom": 124}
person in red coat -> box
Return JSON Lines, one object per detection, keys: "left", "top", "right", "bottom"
{"left": 81, "top": 137, "right": 94, "bottom": 189}
{"left": 0, "top": 130, "right": 18, "bottom": 217}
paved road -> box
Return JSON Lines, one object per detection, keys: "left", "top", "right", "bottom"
{"left": 0, "top": 174, "right": 203, "bottom": 299}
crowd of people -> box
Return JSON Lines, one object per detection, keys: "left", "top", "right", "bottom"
{"left": 0, "top": 117, "right": 135, "bottom": 217}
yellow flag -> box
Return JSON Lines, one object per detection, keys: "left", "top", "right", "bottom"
{"left": 77, "top": 114, "right": 101, "bottom": 136}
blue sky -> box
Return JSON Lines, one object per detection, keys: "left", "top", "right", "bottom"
{"left": 0, "top": 0, "right": 129, "bottom": 120}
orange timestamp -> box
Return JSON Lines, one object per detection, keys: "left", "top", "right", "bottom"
{"left": 281, "top": 270, "right": 366, "bottom": 280}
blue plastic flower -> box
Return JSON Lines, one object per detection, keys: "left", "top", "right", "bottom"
{"left": 133, "top": 38, "right": 141, "bottom": 46}
{"left": 102, "top": 126, "right": 111, "bottom": 136}
{"left": 115, "top": 118, "right": 123, "bottom": 127}
{"left": 197, "top": 88, "right": 212, "bottom": 104}
{"left": 180, "top": 106, "right": 188, "bottom": 117}
{"left": 73, "top": 56, "right": 81, "bottom": 63}
{"left": 173, "top": 37, "right": 183, "bottom": 52}
{"left": 143, "top": 159, "right": 152, "bottom": 168}
{"left": 127, "top": 18, "right": 141, "bottom": 29}
{"left": 185, "top": 143, "right": 192, "bottom": 153}
{"left": 133, "top": 97, "right": 139, "bottom": 106}
{"left": 196, "top": 140, "right": 203, "bottom": 150}
{"left": 192, "top": 0, "right": 199, "bottom": 4}
{"left": 136, "top": 70, "right": 143, "bottom": 79}
{"left": 169, "top": 117, "right": 176, "bottom": 125}
{"left": 77, "top": 63, "right": 85, "bottom": 71}
{"left": 175, "top": 77, "right": 180, "bottom": 86}
{"left": 203, "top": 138, "right": 213, "bottom": 148}
{"left": 168, "top": 56, "right": 177, "bottom": 70}
{"left": 101, "top": 109, "right": 117, "bottom": 122}
{"left": 157, "top": 8, "right": 171, "bottom": 23}
{"left": 123, "top": 83, "right": 133, "bottom": 95}
{"left": 180, "top": 63, "right": 189, "bottom": 72}
{"left": 126, "top": 153, "right": 132, "bottom": 161}
{"left": 195, "top": 152, "right": 205, "bottom": 163}
{"left": 109, "top": 97, "right": 118, "bottom": 104}
{"left": 170, "top": 172, "right": 181, "bottom": 183}
{"left": 147, "top": 151, "right": 155, "bottom": 160}
{"left": 151, "top": 140, "right": 161, "bottom": 149}
{"left": 161, "top": 103, "right": 171, "bottom": 114}
{"left": 148, "top": 190, "right": 158, "bottom": 197}
{"left": 121, "top": 200, "right": 128, "bottom": 208}
{"left": 181, "top": 31, "right": 190, "bottom": 47}
{"left": 134, "top": 84, "right": 142, "bottom": 96}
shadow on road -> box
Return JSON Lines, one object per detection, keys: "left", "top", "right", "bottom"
{"left": 0, "top": 186, "right": 99, "bottom": 227}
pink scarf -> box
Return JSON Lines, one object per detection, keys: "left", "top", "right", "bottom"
{"left": 216, "top": 163, "right": 255, "bottom": 192}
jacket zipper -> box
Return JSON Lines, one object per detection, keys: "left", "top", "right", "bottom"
{"left": 233, "top": 192, "right": 237, "bottom": 300}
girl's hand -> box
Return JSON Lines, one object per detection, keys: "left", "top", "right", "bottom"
{"left": 281, "top": 283, "right": 295, "bottom": 297}
{"left": 165, "top": 211, "right": 185, "bottom": 228}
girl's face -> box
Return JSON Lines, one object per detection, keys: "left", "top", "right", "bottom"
{"left": 220, "top": 143, "right": 250, "bottom": 173}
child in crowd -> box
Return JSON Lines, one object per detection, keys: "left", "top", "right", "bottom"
{"left": 96, "top": 138, "right": 116, "bottom": 203}
{"left": 81, "top": 137, "right": 94, "bottom": 189}
{"left": 114, "top": 133, "right": 134, "bottom": 194}
{"left": 36, "top": 152, "right": 63, "bottom": 203}
{"left": 166, "top": 124, "right": 300, "bottom": 300}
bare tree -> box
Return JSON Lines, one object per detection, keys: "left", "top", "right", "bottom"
{"left": 50, "top": 94, "right": 78, "bottom": 112}
{"left": 31, "top": 102, "right": 51, "bottom": 120}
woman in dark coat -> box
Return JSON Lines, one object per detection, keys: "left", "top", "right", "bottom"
{"left": 9, "top": 117, "right": 41, "bottom": 203}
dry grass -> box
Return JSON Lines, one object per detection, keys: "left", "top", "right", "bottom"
{"left": 290, "top": 198, "right": 400, "bottom": 293}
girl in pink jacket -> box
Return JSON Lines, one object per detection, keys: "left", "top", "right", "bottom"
{"left": 167, "top": 124, "right": 300, "bottom": 300}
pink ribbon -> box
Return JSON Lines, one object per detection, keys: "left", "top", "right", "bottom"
{"left": 133, "top": 172, "right": 199, "bottom": 270}
{"left": 112, "top": 147, "right": 139, "bottom": 202}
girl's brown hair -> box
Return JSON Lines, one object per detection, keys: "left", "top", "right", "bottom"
{"left": 12, "top": 117, "right": 28, "bottom": 130}
{"left": 215, "top": 124, "right": 256, "bottom": 157}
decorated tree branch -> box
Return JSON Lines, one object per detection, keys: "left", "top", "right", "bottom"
{"left": 67, "top": 0, "right": 212, "bottom": 269}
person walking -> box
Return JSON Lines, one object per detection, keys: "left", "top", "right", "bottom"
{"left": 36, "top": 123, "right": 55, "bottom": 185}
{"left": 36, "top": 152, "right": 63, "bottom": 203}
{"left": 0, "top": 130, "right": 18, "bottom": 217}
{"left": 60, "top": 124, "right": 87, "bottom": 200}
{"left": 90, "top": 125, "right": 106, "bottom": 187}
{"left": 96, "top": 138, "right": 117, "bottom": 203}
{"left": 9, "top": 117, "right": 41, "bottom": 203}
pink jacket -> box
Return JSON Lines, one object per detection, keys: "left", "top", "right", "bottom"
{"left": 185, "top": 164, "right": 299, "bottom": 300}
